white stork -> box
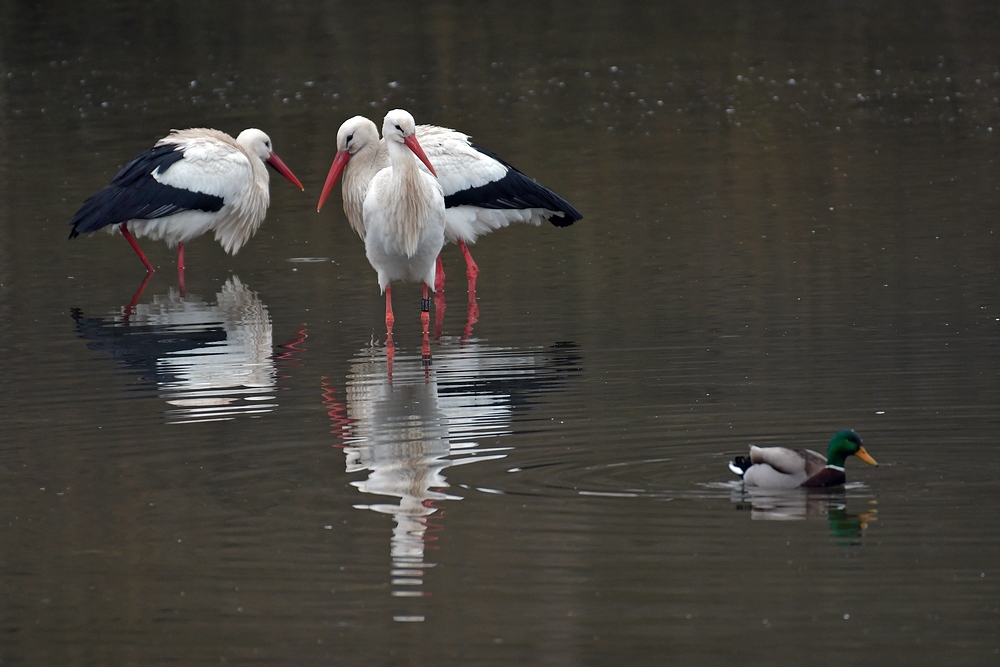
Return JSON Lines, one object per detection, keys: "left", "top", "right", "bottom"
{"left": 316, "top": 116, "right": 581, "bottom": 294}
{"left": 69, "top": 128, "right": 304, "bottom": 281}
{"left": 362, "top": 109, "right": 445, "bottom": 354}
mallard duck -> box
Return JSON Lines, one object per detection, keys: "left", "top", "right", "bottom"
{"left": 728, "top": 430, "right": 878, "bottom": 488}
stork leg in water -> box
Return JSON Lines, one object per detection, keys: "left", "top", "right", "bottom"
{"left": 434, "top": 255, "right": 447, "bottom": 338}
{"left": 458, "top": 240, "right": 479, "bottom": 284}
{"left": 456, "top": 241, "right": 480, "bottom": 334}
{"left": 384, "top": 284, "right": 395, "bottom": 335}
{"left": 433, "top": 254, "right": 479, "bottom": 340}
{"left": 119, "top": 222, "right": 156, "bottom": 321}
{"left": 434, "top": 256, "right": 446, "bottom": 293}
{"left": 120, "top": 223, "right": 155, "bottom": 274}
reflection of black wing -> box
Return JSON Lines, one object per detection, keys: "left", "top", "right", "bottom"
{"left": 436, "top": 341, "right": 582, "bottom": 412}
{"left": 70, "top": 308, "right": 226, "bottom": 387}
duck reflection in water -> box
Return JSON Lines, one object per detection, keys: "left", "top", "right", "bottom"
{"left": 323, "top": 340, "right": 579, "bottom": 616}
{"left": 731, "top": 486, "right": 878, "bottom": 544}
{"left": 71, "top": 276, "right": 301, "bottom": 424}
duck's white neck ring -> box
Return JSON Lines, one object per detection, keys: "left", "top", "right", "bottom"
{"left": 825, "top": 464, "right": 845, "bottom": 472}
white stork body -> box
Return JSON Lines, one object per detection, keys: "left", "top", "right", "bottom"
{"left": 70, "top": 128, "right": 303, "bottom": 277}
{"left": 317, "top": 116, "right": 581, "bottom": 292}
{"left": 362, "top": 110, "right": 445, "bottom": 347}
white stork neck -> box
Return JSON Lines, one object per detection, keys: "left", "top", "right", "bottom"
{"left": 383, "top": 137, "right": 434, "bottom": 256}
{"left": 386, "top": 138, "right": 426, "bottom": 196}
{"left": 342, "top": 141, "right": 384, "bottom": 236}
{"left": 387, "top": 137, "right": 419, "bottom": 172}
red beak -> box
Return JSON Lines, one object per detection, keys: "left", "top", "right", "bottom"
{"left": 266, "top": 152, "right": 305, "bottom": 191}
{"left": 317, "top": 150, "right": 352, "bottom": 212}
{"left": 404, "top": 134, "right": 437, "bottom": 177}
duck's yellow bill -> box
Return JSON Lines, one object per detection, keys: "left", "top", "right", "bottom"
{"left": 855, "top": 446, "right": 878, "bottom": 466}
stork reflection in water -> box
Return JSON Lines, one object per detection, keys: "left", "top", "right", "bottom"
{"left": 71, "top": 276, "right": 303, "bottom": 424}
{"left": 322, "top": 339, "right": 580, "bottom": 617}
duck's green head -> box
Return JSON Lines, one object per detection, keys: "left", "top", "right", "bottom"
{"left": 826, "top": 429, "right": 878, "bottom": 468}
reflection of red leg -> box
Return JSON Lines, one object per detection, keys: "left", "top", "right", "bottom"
{"left": 434, "top": 255, "right": 445, "bottom": 293}
{"left": 177, "top": 244, "right": 186, "bottom": 296}
{"left": 458, "top": 240, "right": 479, "bottom": 282}
{"left": 463, "top": 290, "right": 479, "bottom": 341}
{"left": 124, "top": 270, "right": 154, "bottom": 322}
{"left": 421, "top": 284, "right": 431, "bottom": 361}
{"left": 386, "top": 333, "right": 395, "bottom": 381}
{"left": 320, "top": 378, "right": 353, "bottom": 444}
{"left": 434, "top": 285, "right": 446, "bottom": 339}
{"left": 120, "top": 223, "right": 155, "bottom": 273}
{"left": 384, "top": 284, "right": 394, "bottom": 335}
{"left": 274, "top": 326, "right": 308, "bottom": 365}
{"left": 463, "top": 272, "right": 479, "bottom": 340}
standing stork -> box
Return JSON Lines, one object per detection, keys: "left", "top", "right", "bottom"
{"left": 69, "top": 127, "right": 304, "bottom": 290}
{"left": 362, "top": 110, "right": 445, "bottom": 361}
{"left": 316, "top": 116, "right": 581, "bottom": 298}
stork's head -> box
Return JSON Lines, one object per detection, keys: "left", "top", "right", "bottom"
{"left": 237, "top": 129, "right": 304, "bottom": 190}
{"left": 381, "top": 109, "right": 437, "bottom": 177}
{"left": 337, "top": 116, "right": 379, "bottom": 156}
{"left": 317, "top": 116, "right": 381, "bottom": 212}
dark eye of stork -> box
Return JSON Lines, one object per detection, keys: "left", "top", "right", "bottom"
{"left": 395, "top": 124, "right": 403, "bottom": 132}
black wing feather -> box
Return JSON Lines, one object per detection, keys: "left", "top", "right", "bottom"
{"left": 69, "top": 143, "right": 225, "bottom": 238}
{"left": 443, "top": 144, "right": 582, "bottom": 227}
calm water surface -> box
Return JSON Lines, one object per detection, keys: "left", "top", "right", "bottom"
{"left": 1, "top": 1, "right": 999, "bottom": 665}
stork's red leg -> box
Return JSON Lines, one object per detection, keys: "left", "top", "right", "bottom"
{"left": 384, "top": 284, "right": 395, "bottom": 336}
{"left": 433, "top": 255, "right": 446, "bottom": 338}
{"left": 458, "top": 240, "right": 479, "bottom": 282}
{"left": 434, "top": 255, "right": 445, "bottom": 293}
{"left": 120, "top": 223, "right": 155, "bottom": 273}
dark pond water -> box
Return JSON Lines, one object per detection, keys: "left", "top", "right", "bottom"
{"left": 1, "top": 1, "right": 999, "bottom": 665}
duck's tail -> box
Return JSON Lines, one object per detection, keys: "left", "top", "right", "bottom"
{"left": 729, "top": 456, "right": 752, "bottom": 477}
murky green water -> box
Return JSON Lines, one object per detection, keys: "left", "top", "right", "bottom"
{"left": 1, "top": 1, "right": 998, "bottom": 665}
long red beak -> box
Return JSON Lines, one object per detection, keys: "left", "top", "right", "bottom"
{"left": 266, "top": 152, "right": 305, "bottom": 190}
{"left": 404, "top": 135, "right": 437, "bottom": 177}
{"left": 317, "top": 150, "right": 352, "bottom": 212}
